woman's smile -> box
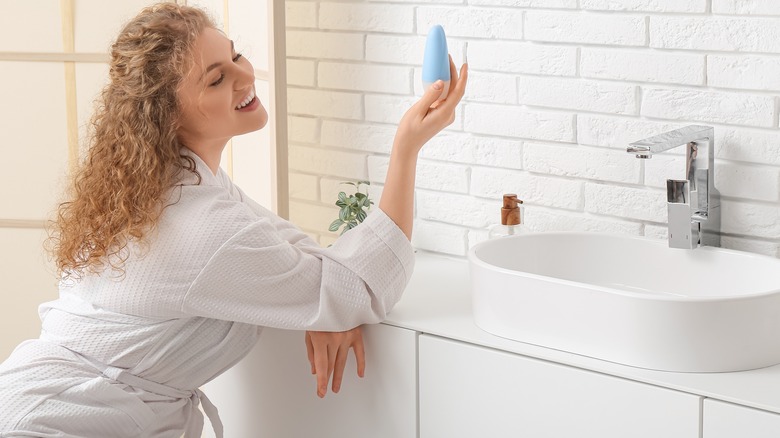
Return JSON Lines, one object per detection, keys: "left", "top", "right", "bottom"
{"left": 235, "top": 89, "right": 259, "bottom": 111}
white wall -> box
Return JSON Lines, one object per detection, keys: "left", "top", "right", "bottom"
{"left": 285, "top": 0, "right": 780, "bottom": 257}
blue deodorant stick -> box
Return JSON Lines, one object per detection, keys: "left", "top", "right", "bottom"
{"left": 422, "top": 25, "right": 450, "bottom": 100}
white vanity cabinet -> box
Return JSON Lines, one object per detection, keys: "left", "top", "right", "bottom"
{"left": 703, "top": 399, "right": 780, "bottom": 437}
{"left": 204, "top": 323, "right": 417, "bottom": 438}
{"left": 418, "top": 335, "right": 701, "bottom": 438}
{"left": 209, "top": 251, "right": 780, "bottom": 437}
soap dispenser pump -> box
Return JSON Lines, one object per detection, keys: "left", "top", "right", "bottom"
{"left": 489, "top": 194, "right": 526, "bottom": 238}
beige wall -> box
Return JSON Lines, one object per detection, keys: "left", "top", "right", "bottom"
{"left": 0, "top": 0, "right": 157, "bottom": 360}
{"left": 0, "top": 0, "right": 286, "bottom": 360}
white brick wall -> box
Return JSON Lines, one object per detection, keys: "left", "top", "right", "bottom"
{"left": 580, "top": 49, "right": 704, "bottom": 85}
{"left": 525, "top": 11, "right": 645, "bottom": 46}
{"left": 319, "top": 3, "right": 414, "bottom": 33}
{"left": 712, "top": 0, "right": 780, "bottom": 15}
{"left": 417, "top": 7, "right": 524, "bottom": 40}
{"left": 641, "top": 88, "right": 775, "bottom": 127}
{"left": 467, "top": 41, "right": 576, "bottom": 76}
{"left": 650, "top": 17, "right": 780, "bottom": 53}
{"left": 285, "top": 1, "right": 780, "bottom": 257}
{"left": 582, "top": 0, "right": 706, "bottom": 13}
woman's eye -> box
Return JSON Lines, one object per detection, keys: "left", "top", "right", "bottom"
{"left": 210, "top": 74, "right": 224, "bottom": 87}
{"left": 208, "top": 54, "right": 243, "bottom": 87}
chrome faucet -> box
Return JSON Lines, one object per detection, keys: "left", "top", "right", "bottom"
{"left": 627, "top": 125, "right": 720, "bottom": 249}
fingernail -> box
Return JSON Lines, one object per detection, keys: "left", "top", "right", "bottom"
{"left": 433, "top": 81, "right": 443, "bottom": 90}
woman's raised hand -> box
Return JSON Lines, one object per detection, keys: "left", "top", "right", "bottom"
{"left": 379, "top": 57, "right": 469, "bottom": 240}
{"left": 305, "top": 326, "right": 366, "bottom": 398}
{"left": 378, "top": 56, "right": 468, "bottom": 239}
{"left": 393, "top": 56, "right": 468, "bottom": 156}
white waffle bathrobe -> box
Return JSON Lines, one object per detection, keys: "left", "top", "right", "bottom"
{"left": 0, "top": 149, "right": 415, "bottom": 437}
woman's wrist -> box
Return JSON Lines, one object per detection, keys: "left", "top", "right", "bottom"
{"left": 390, "top": 138, "right": 422, "bottom": 162}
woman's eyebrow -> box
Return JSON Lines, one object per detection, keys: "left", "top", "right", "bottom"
{"left": 200, "top": 40, "right": 235, "bottom": 82}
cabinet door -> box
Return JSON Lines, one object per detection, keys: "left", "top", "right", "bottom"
{"left": 704, "top": 399, "right": 780, "bottom": 438}
{"left": 203, "top": 323, "right": 418, "bottom": 438}
{"left": 419, "top": 335, "right": 700, "bottom": 438}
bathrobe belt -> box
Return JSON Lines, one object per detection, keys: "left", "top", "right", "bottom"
{"left": 78, "top": 353, "right": 223, "bottom": 438}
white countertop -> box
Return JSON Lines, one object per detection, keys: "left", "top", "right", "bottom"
{"left": 384, "top": 251, "right": 780, "bottom": 414}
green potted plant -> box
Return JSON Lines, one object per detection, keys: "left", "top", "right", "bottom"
{"left": 329, "top": 181, "right": 374, "bottom": 235}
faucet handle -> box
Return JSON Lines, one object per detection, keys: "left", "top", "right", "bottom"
{"left": 667, "top": 179, "right": 699, "bottom": 249}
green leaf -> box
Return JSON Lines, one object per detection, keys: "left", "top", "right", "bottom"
{"left": 340, "top": 221, "right": 357, "bottom": 235}
{"left": 332, "top": 181, "right": 375, "bottom": 236}
{"left": 328, "top": 219, "right": 343, "bottom": 232}
{"left": 356, "top": 209, "right": 367, "bottom": 223}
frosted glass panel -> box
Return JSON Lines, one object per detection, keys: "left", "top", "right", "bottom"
{"left": 0, "top": 227, "right": 58, "bottom": 360}
{"left": 232, "top": 79, "right": 273, "bottom": 209}
{"left": 74, "top": 0, "right": 158, "bottom": 53}
{"left": 228, "top": 0, "right": 269, "bottom": 72}
{"left": 0, "top": 1, "right": 62, "bottom": 52}
{"left": 0, "top": 62, "right": 68, "bottom": 221}
{"left": 75, "top": 63, "right": 110, "bottom": 139}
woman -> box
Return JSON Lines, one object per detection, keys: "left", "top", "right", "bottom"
{"left": 0, "top": 3, "right": 467, "bottom": 437}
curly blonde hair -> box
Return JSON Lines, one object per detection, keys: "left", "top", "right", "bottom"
{"left": 48, "top": 3, "right": 214, "bottom": 279}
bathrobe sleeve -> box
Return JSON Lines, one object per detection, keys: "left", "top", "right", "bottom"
{"left": 180, "top": 206, "right": 415, "bottom": 331}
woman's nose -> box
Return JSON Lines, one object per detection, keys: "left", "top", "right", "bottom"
{"left": 233, "top": 60, "right": 255, "bottom": 89}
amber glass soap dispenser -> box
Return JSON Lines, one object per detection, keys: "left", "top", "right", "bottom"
{"left": 489, "top": 194, "right": 526, "bottom": 238}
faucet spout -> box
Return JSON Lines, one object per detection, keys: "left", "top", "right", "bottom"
{"left": 627, "top": 125, "right": 720, "bottom": 249}
{"left": 627, "top": 125, "right": 713, "bottom": 158}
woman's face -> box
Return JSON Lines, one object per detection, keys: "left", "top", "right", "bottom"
{"left": 177, "top": 27, "right": 268, "bottom": 151}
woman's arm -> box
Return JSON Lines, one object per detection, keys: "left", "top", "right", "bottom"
{"left": 306, "top": 58, "right": 468, "bottom": 397}
{"left": 380, "top": 57, "right": 468, "bottom": 239}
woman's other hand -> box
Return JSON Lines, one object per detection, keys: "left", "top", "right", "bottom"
{"left": 305, "top": 326, "right": 366, "bottom": 398}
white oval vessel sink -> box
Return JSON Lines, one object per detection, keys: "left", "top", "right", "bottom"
{"left": 468, "top": 232, "right": 780, "bottom": 372}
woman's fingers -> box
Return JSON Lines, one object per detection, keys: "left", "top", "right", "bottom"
{"left": 305, "top": 327, "right": 367, "bottom": 397}
{"left": 305, "top": 331, "right": 315, "bottom": 374}
{"left": 331, "top": 345, "right": 349, "bottom": 393}
{"left": 413, "top": 79, "right": 446, "bottom": 116}
{"left": 437, "top": 62, "right": 468, "bottom": 114}
{"left": 354, "top": 330, "right": 366, "bottom": 378}
{"left": 312, "top": 337, "right": 330, "bottom": 398}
